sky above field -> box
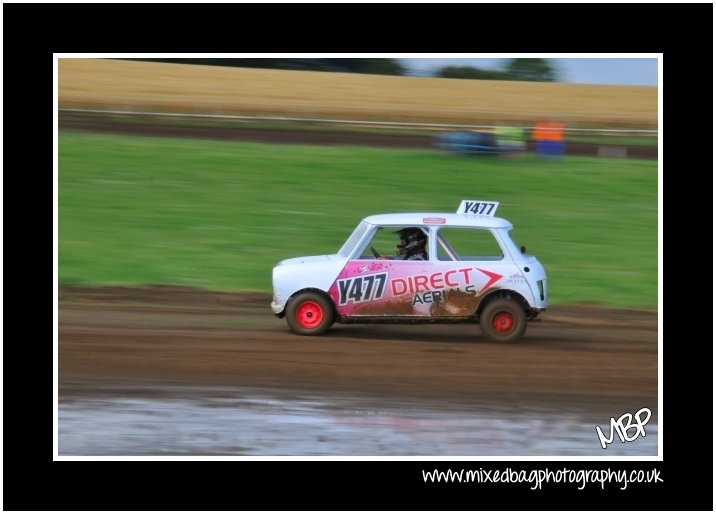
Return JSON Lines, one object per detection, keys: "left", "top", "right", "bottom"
{"left": 400, "top": 57, "right": 658, "bottom": 86}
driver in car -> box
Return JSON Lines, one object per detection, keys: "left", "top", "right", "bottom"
{"left": 374, "top": 227, "right": 428, "bottom": 261}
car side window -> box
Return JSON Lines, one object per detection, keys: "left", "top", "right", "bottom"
{"left": 358, "top": 227, "right": 390, "bottom": 259}
{"left": 357, "top": 226, "right": 429, "bottom": 260}
{"left": 437, "top": 228, "right": 503, "bottom": 261}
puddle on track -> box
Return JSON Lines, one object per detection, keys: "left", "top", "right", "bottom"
{"left": 59, "top": 386, "right": 658, "bottom": 457}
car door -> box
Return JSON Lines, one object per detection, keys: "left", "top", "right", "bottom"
{"left": 330, "top": 256, "right": 438, "bottom": 317}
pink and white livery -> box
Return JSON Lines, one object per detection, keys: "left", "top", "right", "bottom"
{"left": 271, "top": 200, "right": 547, "bottom": 342}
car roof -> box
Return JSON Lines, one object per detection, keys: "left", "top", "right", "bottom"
{"left": 362, "top": 213, "right": 513, "bottom": 229}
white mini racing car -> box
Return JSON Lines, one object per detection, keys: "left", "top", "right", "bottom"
{"left": 271, "top": 200, "right": 547, "bottom": 342}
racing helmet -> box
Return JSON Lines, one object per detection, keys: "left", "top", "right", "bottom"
{"left": 394, "top": 227, "right": 427, "bottom": 257}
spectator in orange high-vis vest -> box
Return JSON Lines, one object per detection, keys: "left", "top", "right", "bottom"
{"left": 533, "top": 120, "right": 565, "bottom": 157}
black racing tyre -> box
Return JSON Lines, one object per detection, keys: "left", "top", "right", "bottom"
{"left": 285, "top": 292, "right": 334, "bottom": 336}
{"left": 479, "top": 298, "right": 527, "bottom": 343}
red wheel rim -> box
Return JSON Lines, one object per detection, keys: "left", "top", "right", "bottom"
{"left": 296, "top": 301, "right": 324, "bottom": 329}
{"left": 492, "top": 311, "right": 514, "bottom": 332}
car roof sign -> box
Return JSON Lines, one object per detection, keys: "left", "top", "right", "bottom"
{"left": 457, "top": 200, "right": 499, "bottom": 217}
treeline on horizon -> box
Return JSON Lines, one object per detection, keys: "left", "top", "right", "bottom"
{"left": 125, "top": 58, "right": 558, "bottom": 82}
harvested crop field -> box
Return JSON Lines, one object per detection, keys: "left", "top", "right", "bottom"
{"left": 58, "top": 59, "right": 657, "bottom": 127}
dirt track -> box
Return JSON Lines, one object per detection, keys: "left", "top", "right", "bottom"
{"left": 58, "top": 114, "right": 658, "bottom": 160}
{"left": 59, "top": 286, "right": 658, "bottom": 418}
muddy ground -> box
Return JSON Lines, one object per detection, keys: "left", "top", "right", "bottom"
{"left": 59, "top": 286, "right": 658, "bottom": 419}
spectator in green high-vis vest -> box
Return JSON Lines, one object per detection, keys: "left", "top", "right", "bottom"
{"left": 495, "top": 126, "right": 527, "bottom": 154}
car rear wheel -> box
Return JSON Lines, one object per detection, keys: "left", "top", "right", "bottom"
{"left": 286, "top": 292, "right": 334, "bottom": 336}
{"left": 480, "top": 298, "right": 527, "bottom": 343}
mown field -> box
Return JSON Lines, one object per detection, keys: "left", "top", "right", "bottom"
{"left": 58, "top": 59, "right": 657, "bottom": 128}
{"left": 58, "top": 131, "right": 658, "bottom": 309}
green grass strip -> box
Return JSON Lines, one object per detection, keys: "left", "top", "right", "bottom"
{"left": 59, "top": 131, "right": 657, "bottom": 308}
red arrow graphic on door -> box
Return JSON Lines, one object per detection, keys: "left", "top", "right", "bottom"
{"left": 476, "top": 268, "right": 503, "bottom": 292}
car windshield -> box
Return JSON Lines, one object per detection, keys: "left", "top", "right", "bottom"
{"left": 337, "top": 220, "right": 371, "bottom": 257}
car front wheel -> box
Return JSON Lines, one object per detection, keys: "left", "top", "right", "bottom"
{"left": 286, "top": 292, "right": 334, "bottom": 336}
{"left": 479, "top": 298, "right": 527, "bottom": 343}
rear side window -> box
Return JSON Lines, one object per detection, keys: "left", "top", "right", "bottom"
{"left": 437, "top": 228, "right": 503, "bottom": 261}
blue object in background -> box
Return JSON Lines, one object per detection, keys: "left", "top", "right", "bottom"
{"left": 536, "top": 141, "right": 565, "bottom": 157}
{"left": 436, "top": 131, "right": 499, "bottom": 156}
